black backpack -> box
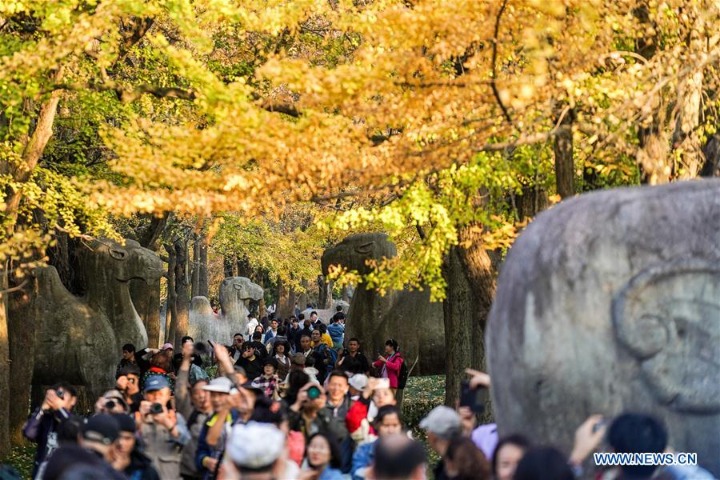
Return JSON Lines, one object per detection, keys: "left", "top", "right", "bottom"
{"left": 397, "top": 356, "right": 409, "bottom": 389}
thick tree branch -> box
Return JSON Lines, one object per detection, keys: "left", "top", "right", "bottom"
{"left": 261, "top": 102, "right": 301, "bottom": 118}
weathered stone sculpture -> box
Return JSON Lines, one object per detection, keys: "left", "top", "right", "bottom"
{"left": 31, "top": 266, "right": 117, "bottom": 399}
{"left": 77, "top": 239, "right": 165, "bottom": 349}
{"left": 188, "top": 277, "right": 263, "bottom": 343}
{"left": 299, "top": 300, "right": 349, "bottom": 323}
{"left": 322, "top": 233, "right": 445, "bottom": 375}
{"left": 487, "top": 180, "right": 720, "bottom": 476}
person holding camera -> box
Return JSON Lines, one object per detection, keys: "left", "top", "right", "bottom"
{"left": 288, "top": 382, "right": 334, "bottom": 444}
{"left": 195, "top": 377, "right": 240, "bottom": 479}
{"left": 135, "top": 375, "right": 190, "bottom": 479}
{"left": 23, "top": 382, "right": 78, "bottom": 478}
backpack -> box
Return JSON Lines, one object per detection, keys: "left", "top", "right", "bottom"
{"left": 397, "top": 356, "right": 409, "bottom": 389}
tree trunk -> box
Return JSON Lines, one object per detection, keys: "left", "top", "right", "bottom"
{"left": 223, "top": 256, "right": 235, "bottom": 278}
{"left": 297, "top": 280, "right": 309, "bottom": 310}
{"left": 136, "top": 214, "right": 168, "bottom": 251}
{"left": 191, "top": 234, "right": 208, "bottom": 298}
{"left": 174, "top": 238, "right": 190, "bottom": 347}
{"left": 318, "top": 275, "right": 333, "bottom": 309}
{"left": 165, "top": 244, "right": 177, "bottom": 343}
{"left": 237, "top": 256, "right": 252, "bottom": 278}
{"left": 634, "top": 2, "right": 672, "bottom": 185}
{"left": 554, "top": 107, "right": 575, "bottom": 199}
{"left": 0, "top": 267, "right": 11, "bottom": 457}
{"left": 441, "top": 224, "right": 496, "bottom": 411}
{"left": 515, "top": 184, "right": 549, "bottom": 221}
{"left": 277, "top": 279, "right": 293, "bottom": 319}
{"left": 442, "top": 247, "right": 475, "bottom": 408}
{"left": 673, "top": 8, "right": 704, "bottom": 179}
{"left": 8, "top": 272, "right": 35, "bottom": 446}
{"left": 0, "top": 79, "right": 63, "bottom": 457}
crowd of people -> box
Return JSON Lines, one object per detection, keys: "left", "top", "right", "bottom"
{"left": 4, "top": 308, "right": 717, "bottom": 480}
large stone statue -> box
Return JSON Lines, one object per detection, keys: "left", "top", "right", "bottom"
{"left": 188, "top": 277, "right": 263, "bottom": 343}
{"left": 77, "top": 239, "right": 164, "bottom": 349}
{"left": 322, "top": 233, "right": 445, "bottom": 375}
{"left": 487, "top": 180, "right": 720, "bottom": 475}
{"left": 299, "top": 301, "right": 349, "bottom": 324}
{"left": 31, "top": 266, "right": 117, "bottom": 398}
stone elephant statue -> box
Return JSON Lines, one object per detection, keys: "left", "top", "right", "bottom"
{"left": 188, "top": 277, "right": 264, "bottom": 344}
{"left": 487, "top": 180, "right": 720, "bottom": 476}
{"left": 322, "top": 233, "right": 445, "bottom": 375}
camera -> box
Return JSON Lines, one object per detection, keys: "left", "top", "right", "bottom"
{"left": 105, "top": 400, "right": 116, "bottom": 410}
{"left": 149, "top": 402, "right": 164, "bottom": 415}
{"left": 307, "top": 386, "right": 321, "bottom": 400}
{"left": 56, "top": 389, "right": 65, "bottom": 400}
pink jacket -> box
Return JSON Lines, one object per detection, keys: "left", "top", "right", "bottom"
{"left": 373, "top": 352, "right": 403, "bottom": 389}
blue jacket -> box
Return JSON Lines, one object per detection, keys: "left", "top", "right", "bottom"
{"left": 319, "top": 467, "right": 345, "bottom": 480}
{"left": 351, "top": 441, "right": 375, "bottom": 480}
{"left": 327, "top": 323, "right": 345, "bottom": 345}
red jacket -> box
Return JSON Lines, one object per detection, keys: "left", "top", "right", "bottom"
{"left": 372, "top": 352, "right": 403, "bottom": 389}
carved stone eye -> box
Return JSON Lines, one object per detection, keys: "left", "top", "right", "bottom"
{"left": 355, "top": 242, "right": 374, "bottom": 254}
{"left": 109, "top": 248, "right": 128, "bottom": 260}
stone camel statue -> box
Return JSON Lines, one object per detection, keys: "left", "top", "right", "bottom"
{"left": 77, "top": 239, "right": 165, "bottom": 349}
{"left": 30, "top": 266, "right": 118, "bottom": 400}
{"left": 188, "top": 277, "right": 264, "bottom": 344}
{"left": 321, "top": 233, "right": 445, "bottom": 375}
{"left": 487, "top": 180, "right": 720, "bottom": 476}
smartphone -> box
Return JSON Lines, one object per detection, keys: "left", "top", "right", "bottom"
{"left": 460, "top": 380, "right": 487, "bottom": 414}
{"left": 592, "top": 419, "right": 608, "bottom": 433}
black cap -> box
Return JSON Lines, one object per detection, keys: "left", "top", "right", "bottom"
{"left": 112, "top": 413, "right": 136, "bottom": 433}
{"left": 82, "top": 414, "right": 120, "bottom": 445}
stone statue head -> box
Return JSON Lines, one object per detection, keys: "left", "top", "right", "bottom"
{"left": 321, "top": 233, "right": 397, "bottom": 276}
{"left": 613, "top": 260, "right": 720, "bottom": 413}
{"left": 83, "top": 239, "right": 164, "bottom": 284}
{"left": 487, "top": 180, "right": 720, "bottom": 476}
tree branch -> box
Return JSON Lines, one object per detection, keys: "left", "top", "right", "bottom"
{"left": 490, "top": 0, "right": 515, "bottom": 127}
{"left": 261, "top": 102, "right": 301, "bottom": 118}
{"left": 0, "top": 279, "right": 29, "bottom": 294}
{"left": 50, "top": 81, "right": 196, "bottom": 103}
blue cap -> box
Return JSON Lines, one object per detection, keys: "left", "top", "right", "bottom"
{"left": 143, "top": 375, "right": 170, "bottom": 392}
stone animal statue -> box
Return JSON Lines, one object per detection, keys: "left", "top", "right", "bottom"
{"left": 321, "top": 233, "right": 445, "bottom": 375}
{"left": 77, "top": 239, "right": 165, "bottom": 349}
{"left": 30, "top": 266, "right": 118, "bottom": 399}
{"left": 299, "top": 301, "right": 349, "bottom": 324}
{"left": 487, "top": 180, "right": 720, "bottom": 476}
{"left": 188, "top": 277, "right": 263, "bottom": 343}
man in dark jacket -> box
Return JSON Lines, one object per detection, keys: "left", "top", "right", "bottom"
{"left": 336, "top": 337, "right": 370, "bottom": 375}
{"left": 235, "top": 342, "right": 264, "bottom": 381}
{"left": 23, "top": 382, "right": 78, "bottom": 478}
